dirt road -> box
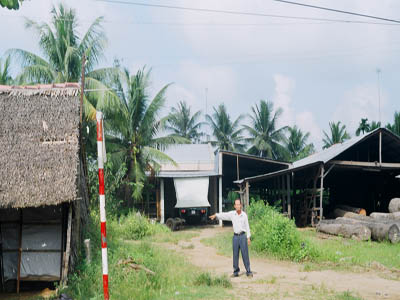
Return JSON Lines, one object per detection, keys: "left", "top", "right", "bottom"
{"left": 161, "top": 226, "right": 400, "bottom": 300}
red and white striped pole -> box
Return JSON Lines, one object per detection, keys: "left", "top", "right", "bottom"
{"left": 96, "top": 111, "right": 109, "bottom": 300}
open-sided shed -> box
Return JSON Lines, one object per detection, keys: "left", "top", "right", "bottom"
{"left": 0, "top": 84, "right": 89, "bottom": 293}
{"left": 237, "top": 128, "right": 400, "bottom": 226}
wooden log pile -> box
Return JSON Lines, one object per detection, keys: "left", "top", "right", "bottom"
{"left": 317, "top": 199, "right": 400, "bottom": 243}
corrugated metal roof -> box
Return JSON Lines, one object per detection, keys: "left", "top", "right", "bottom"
{"left": 162, "top": 144, "right": 214, "bottom": 163}
{"left": 219, "top": 150, "right": 290, "bottom": 165}
{"left": 237, "top": 128, "right": 396, "bottom": 184}
{"left": 158, "top": 144, "right": 218, "bottom": 177}
{"left": 292, "top": 132, "right": 368, "bottom": 168}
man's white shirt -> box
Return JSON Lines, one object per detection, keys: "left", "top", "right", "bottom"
{"left": 216, "top": 211, "right": 251, "bottom": 238}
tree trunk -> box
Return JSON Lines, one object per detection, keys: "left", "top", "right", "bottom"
{"left": 321, "top": 218, "right": 400, "bottom": 243}
{"left": 316, "top": 223, "right": 371, "bottom": 241}
{"left": 333, "top": 208, "right": 370, "bottom": 221}
{"left": 124, "top": 156, "right": 134, "bottom": 208}
{"left": 388, "top": 198, "right": 400, "bottom": 213}
{"left": 370, "top": 212, "right": 400, "bottom": 221}
{"left": 336, "top": 205, "right": 366, "bottom": 216}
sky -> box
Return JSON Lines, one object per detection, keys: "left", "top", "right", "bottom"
{"left": 1, "top": 0, "right": 400, "bottom": 150}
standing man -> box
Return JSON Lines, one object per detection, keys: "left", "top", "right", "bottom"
{"left": 209, "top": 199, "right": 253, "bottom": 277}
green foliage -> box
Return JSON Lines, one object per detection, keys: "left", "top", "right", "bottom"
{"left": 0, "top": 55, "right": 13, "bottom": 84}
{"left": 356, "top": 118, "right": 370, "bottom": 136}
{"left": 206, "top": 103, "right": 245, "bottom": 152}
{"left": 194, "top": 272, "right": 232, "bottom": 288}
{"left": 322, "top": 121, "right": 350, "bottom": 149}
{"left": 244, "top": 100, "right": 288, "bottom": 160}
{"left": 0, "top": 0, "right": 22, "bottom": 10}
{"left": 109, "top": 212, "right": 169, "bottom": 240}
{"left": 285, "top": 125, "right": 314, "bottom": 162}
{"left": 92, "top": 66, "right": 187, "bottom": 204}
{"left": 9, "top": 3, "right": 107, "bottom": 84}
{"left": 247, "top": 201, "right": 318, "bottom": 261}
{"left": 166, "top": 101, "right": 205, "bottom": 143}
{"left": 369, "top": 120, "right": 381, "bottom": 131}
{"left": 227, "top": 191, "right": 239, "bottom": 205}
{"left": 88, "top": 154, "right": 127, "bottom": 216}
{"left": 386, "top": 111, "right": 400, "bottom": 136}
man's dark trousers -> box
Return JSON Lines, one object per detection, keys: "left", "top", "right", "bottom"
{"left": 232, "top": 233, "right": 251, "bottom": 275}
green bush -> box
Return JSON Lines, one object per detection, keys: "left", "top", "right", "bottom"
{"left": 109, "top": 212, "right": 169, "bottom": 240}
{"left": 248, "top": 201, "right": 318, "bottom": 262}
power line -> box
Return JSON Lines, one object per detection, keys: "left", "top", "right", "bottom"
{"left": 273, "top": 0, "right": 400, "bottom": 24}
{"left": 2, "top": 13, "right": 399, "bottom": 26}
{"left": 95, "top": 0, "right": 400, "bottom": 25}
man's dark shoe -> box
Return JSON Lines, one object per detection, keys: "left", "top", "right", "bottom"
{"left": 246, "top": 272, "right": 253, "bottom": 278}
{"left": 231, "top": 273, "right": 239, "bottom": 278}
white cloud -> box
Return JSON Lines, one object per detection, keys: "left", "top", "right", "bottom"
{"left": 272, "top": 74, "right": 322, "bottom": 147}
{"left": 164, "top": 61, "right": 239, "bottom": 115}
{"left": 332, "top": 84, "right": 388, "bottom": 135}
{"left": 296, "top": 111, "right": 323, "bottom": 149}
{"left": 272, "top": 74, "right": 296, "bottom": 128}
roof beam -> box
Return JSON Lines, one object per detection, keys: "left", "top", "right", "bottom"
{"left": 329, "top": 160, "right": 400, "bottom": 168}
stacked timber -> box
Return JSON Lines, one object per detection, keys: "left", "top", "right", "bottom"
{"left": 316, "top": 222, "right": 371, "bottom": 241}
{"left": 336, "top": 205, "right": 367, "bottom": 216}
{"left": 333, "top": 208, "right": 370, "bottom": 220}
{"left": 388, "top": 198, "right": 400, "bottom": 213}
{"left": 370, "top": 212, "right": 400, "bottom": 221}
{"left": 319, "top": 203, "right": 400, "bottom": 243}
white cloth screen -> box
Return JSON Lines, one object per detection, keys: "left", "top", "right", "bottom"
{"left": 174, "top": 177, "right": 211, "bottom": 208}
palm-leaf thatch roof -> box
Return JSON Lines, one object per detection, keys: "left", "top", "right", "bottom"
{"left": 0, "top": 83, "right": 81, "bottom": 208}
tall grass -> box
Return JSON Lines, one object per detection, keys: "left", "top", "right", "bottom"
{"left": 108, "top": 211, "right": 169, "bottom": 240}
{"left": 63, "top": 212, "right": 231, "bottom": 300}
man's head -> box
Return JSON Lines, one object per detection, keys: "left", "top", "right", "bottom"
{"left": 234, "top": 199, "right": 242, "bottom": 213}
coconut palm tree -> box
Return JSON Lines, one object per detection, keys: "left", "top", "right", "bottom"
{"left": 285, "top": 125, "right": 314, "bottom": 161}
{"left": 9, "top": 4, "right": 107, "bottom": 85}
{"left": 322, "top": 121, "right": 350, "bottom": 149}
{"left": 0, "top": 55, "right": 13, "bottom": 84}
{"left": 369, "top": 121, "right": 381, "bottom": 131}
{"left": 356, "top": 118, "right": 370, "bottom": 136}
{"left": 95, "top": 67, "right": 187, "bottom": 204}
{"left": 386, "top": 112, "right": 400, "bottom": 136}
{"left": 243, "top": 100, "right": 287, "bottom": 160}
{"left": 206, "top": 104, "right": 245, "bottom": 152}
{"left": 166, "top": 101, "right": 205, "bottom": 143}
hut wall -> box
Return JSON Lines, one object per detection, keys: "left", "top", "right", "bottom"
{"left": 69, "top": 158, "right": 90, "bottom": 273}
{"left": 0, "top": 206, "right": 63, "bottom": 292}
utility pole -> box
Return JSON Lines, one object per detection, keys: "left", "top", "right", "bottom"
{"left": 80, "top": 54, "right": 86, "bottom": 125}
{"left": 205, "top": 87, "right": 208, "bottom": 117}
{"left": 376, "top": 68, "right": 381, "bottom": 126}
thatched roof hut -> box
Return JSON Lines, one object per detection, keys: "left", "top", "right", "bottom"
{"left": 0, "top": 83, "right": 81, "bottom": 208}
{"left": 0, "top": 83, "right": 88, "bottom": 293}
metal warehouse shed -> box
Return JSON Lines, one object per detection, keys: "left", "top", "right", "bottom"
{"left": 236, "top": 128, "right": 400, "bottom": 226}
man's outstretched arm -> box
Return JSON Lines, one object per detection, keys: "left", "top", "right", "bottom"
{"left": 209, "top": 211, "right": 232, "bottom": 221}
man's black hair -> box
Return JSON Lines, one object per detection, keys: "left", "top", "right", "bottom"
{"left": 234, "top": 198, "right": 241, "bottom": 204}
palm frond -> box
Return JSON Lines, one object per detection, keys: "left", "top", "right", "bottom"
{"left": 79, "top": 16, "right": 107, "bottom": 73}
